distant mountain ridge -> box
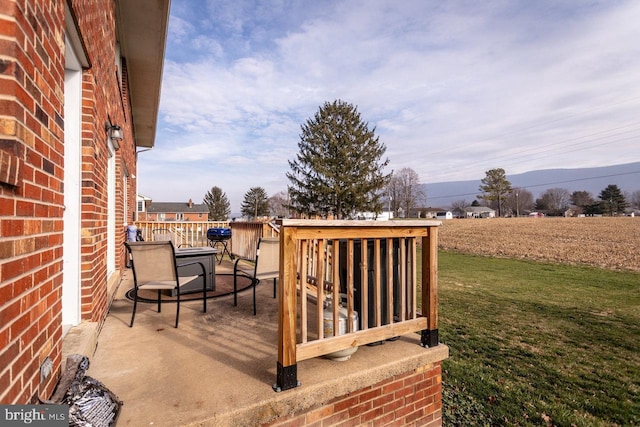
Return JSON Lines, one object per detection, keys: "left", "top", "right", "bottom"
{"left": 424, "top": 162, "right": 640, "bottom": 208}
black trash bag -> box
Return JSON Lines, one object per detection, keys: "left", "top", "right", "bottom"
{"left": 62, "top": 357, "right": 122, "bottom": 427}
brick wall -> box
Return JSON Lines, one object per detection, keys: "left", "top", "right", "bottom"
{"left": 0, "top": 0, "right": 138, "bottom": 403}
{"left": 0, "top": 1, "right": 66, "bottom": 403}
{"left": 71, "top": 0, "right": 138, "bottom": 319}
{"left": 266, "top": 363, "right": 443, "bottom": 427}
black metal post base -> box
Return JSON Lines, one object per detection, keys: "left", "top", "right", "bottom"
{"left": 421, "top": 329, "right": 439, "bottom": 348}
{"left": 273, "top": 362, "right": 299, "bottom": 392}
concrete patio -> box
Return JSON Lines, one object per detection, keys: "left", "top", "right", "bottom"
{"left": 62, "top": 260, "right": 448, "bottom": 426}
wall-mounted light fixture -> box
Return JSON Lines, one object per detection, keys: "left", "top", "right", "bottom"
{"left": 105, "top": 123, "right": 123, "bottom": 150}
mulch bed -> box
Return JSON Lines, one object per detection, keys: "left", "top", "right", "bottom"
{"left": 124, "top": 273, "right": 255, "bottom": 303}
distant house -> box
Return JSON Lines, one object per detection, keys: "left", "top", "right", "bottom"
{"left": 139, "top": 199, "right": 209, "bottom": 221}
{"left": 136, "top": 194, "right": 152, "bottom": 220}
{"left": 436, "top": 211, "right": 453, "bottom": 220}
{"left": 412, "top": 207, "right": 449, "bottom": 219}
{"left": 354, "top": 211, "right": 393, "bottom": 220}
{"left": 465, "top": 206, "right": 496, "bottom": 218}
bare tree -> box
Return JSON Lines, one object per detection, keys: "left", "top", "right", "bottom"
{"left": 630, "top": 190, "right": 640, "bottom": 211}
{"left": 503, "top": 188, "right": 534, "bottom": 217}
{"left": 268, "top": 191, "right": 289, "bottom": 218}
{"left": 387, "top": 175, "right": 400, "bottom": 215}
{"left": 387, "top": 167, "right": 424, "bottom": 217}
{"left": 450, "top": 199, "right": 470, "bottom": 217}
{"left": 536, "top": 187, "right": 571, "bottom": 215}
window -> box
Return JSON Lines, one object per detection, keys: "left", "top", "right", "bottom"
{"left": 137, "top": 201, "right": 144, "bottom": 212}
{"left": 177, "top": 213, "right": 184, "bottom": 220}
{"left": 123, "top": 175, "right": 128, "bottom": 225}
{"left": 115, "top": 43, "right": 122, "bottom": 88}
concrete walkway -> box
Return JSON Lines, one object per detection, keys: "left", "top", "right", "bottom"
{"left": 67, "top": 261, "right": 448, "bottom": 426}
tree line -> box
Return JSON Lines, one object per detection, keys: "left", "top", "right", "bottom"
{"left": 202, "top": 185, "right": 271, "bottom": 221}
{"left": 472, "top": 167, "right": 638, "bottom": 217}
{"left": 201, "top": 100, "right": 639, "bottom": 221}
{"left": 203, "top": 100, "right": 394, "bottom": 220}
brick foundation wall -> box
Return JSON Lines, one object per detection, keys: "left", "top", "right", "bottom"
{"left": 267, "top": 363, "right": 442, "bottom": 427}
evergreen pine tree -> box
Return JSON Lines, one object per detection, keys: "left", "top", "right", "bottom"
{"left": 241, "top": 187, "right": 270, "bottom": 219}
{"left": 478, "top": 168, "right": 512, "bottom": 217}
{"left": 286, "top": 100, "right": 391, "bottom": 219}
{"left": 203, "top": 186, "right": 230, "bottom": 221}
{"left": 599, "top": 184, "right": 628, "bottom": 215}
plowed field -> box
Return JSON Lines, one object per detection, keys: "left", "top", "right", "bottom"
{"left": 438, "top": 216, "right": 640, "bottom": 272}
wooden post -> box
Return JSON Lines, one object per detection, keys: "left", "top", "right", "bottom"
{"left": 275, "top": 225, "right": 299, "bottom": 391}
{"left": 421, "top": 226, "right": 439, "bottom": 347}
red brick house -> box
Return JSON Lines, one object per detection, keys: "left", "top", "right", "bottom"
{"left": 138, "top": 198, "right": 209, "bottom": 221}
{"left": 0, "top": 0, "right": 169, "bottom": 403}
{"left": 1, "top": 2, "right": 446, "bottom": 425}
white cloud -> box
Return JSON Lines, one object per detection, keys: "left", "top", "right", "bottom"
{"left": 139, "top": 0, "right": 640, "bottom": 211}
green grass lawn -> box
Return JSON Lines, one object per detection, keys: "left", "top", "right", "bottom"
{"left": 431, "top": 251, "right": 640, "bottom": 426}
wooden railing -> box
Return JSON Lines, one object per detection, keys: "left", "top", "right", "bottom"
{"left": 133, "top": 220, "right": 280, "bottom": 253}
{"left": 229, "top": 222, "right": 279, "bottom": 261}
{"left": 275, "top": 219, "right": 440, "bottom": 391}
{"left": 133, "top": 221, "right": 228, "bottom": 247}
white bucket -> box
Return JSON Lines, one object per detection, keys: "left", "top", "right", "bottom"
{"left": 323, "top": 298, "right": 359, "bottom": 361}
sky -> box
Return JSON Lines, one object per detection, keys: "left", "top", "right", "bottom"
{"left": 138, "top": 0, "right": 640, "bottom": 212}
